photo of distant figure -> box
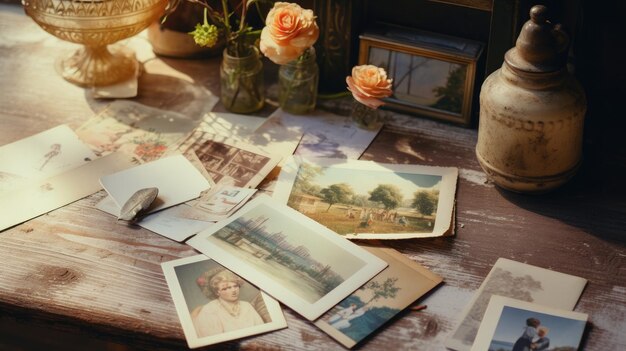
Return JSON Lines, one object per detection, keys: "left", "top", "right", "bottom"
{"left": 488, "top": 306, "right": 586, "bottom": 351}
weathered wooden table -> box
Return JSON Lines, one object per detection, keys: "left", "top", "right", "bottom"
{"left": 1, "top": 3, "right": 624, "bottom": 350}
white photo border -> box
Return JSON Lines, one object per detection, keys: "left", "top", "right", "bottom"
{"left": 186, "top": 195, "right": 388, "bottom": 321}
{"left": 161, "top": 254, "right": 287, "bottom": 349}
{"left": 273, "top": 156, "right": 458, "bottom": 239}
{"left": 471, "top": 295, "right": 588, "bottom": 351}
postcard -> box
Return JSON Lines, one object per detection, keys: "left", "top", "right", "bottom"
{"left": 0, "top": 152, "right": 136, "bottom": 232}
{"left": 100, "top": 154, "right": 211, "bottom": 215}
{"left": 445, "top": 258, "right": 588, "bottom": 351}
{"left": 0, "top": 125, "right": 96, "bottom": 193}
{"left": 177, "top": 132, "right": 281, "bottom": 189}
{"left": 315, "top": 247, "right": 442, "bottom": 348}
{"left": 161, "top": 255, "right": 287, "bottom": 348}
{"left": 187, "top": 195, "right": 388, "bottom": 321}
{"left": 263, "top": 109, "right": 381, "bottom": 159}
{"left": 273, "top": 156, "right": 458, "bottom": 239}
{"left": 76, "top": 100, "right": 197, "bottom": 162}
{"left": 95, "top": 196, "right": 214, "bottom": 242}
{"left": 187, "top": 184, "right": 257, "bottom": 221}
{"left": 471, "top": 295, "right": 588, "bottom": 351}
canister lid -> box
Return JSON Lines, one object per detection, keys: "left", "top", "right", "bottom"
{"left": 505, "top": 5, "right": 569, "bottom": 73}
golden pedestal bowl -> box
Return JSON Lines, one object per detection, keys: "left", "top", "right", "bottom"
{"left": 23, "top": 0, "right": 170, "bottom": 87}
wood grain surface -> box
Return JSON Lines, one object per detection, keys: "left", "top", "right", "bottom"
{"left": 1, "top": 3, "right": 625, "bottom": 351}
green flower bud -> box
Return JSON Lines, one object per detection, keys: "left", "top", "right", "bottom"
{"left": 189, "top": 23, "right": 219, "bottom": 48}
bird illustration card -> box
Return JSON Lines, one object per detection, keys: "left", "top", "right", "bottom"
{"left": 0, "top": 124, "right": 96, "bottom": 194}
{"left": 0, "top": 152, "right": 136, "bottom": 232}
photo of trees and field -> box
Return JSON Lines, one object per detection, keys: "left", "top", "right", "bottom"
{"left": 286, "top": 162, "right": 442, "bottom": 235}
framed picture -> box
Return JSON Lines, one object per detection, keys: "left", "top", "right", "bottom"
{"left": 358, "top": 29, "right": 483, "bottom": 126}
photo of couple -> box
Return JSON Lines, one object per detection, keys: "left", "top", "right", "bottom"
{"left": 486, "top": 304, "right": 587, "bottom": 351}
{"left": 511, "top": 317, "right": 550, "bottom": 351}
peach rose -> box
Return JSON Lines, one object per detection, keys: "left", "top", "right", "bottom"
{"left": 346, "top": 65, "right": 393, "bottom": 109}
{"left": 260, "top": 2, "right": 319, "bottom": 65}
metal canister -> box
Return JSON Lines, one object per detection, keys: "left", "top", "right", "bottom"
{"left": 476, "top": 5, "right": 586, "bottom": 193}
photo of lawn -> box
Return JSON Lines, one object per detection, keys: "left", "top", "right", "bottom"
{"left": 285, "top": 161, "right": 442, "bottom": 235}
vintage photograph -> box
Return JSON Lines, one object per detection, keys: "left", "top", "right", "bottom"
{"left": 161, "top": 255, "right": 287, "bottom": 349}
{"left": 445, "top": 258, "right": 588, "bottom": 351}
{"left": 273, "top": 157, "right": 457, "bottom": 239}
{"left": 178, "top": 131, "right": 281, "bottom": 188}
{"left": 358, "top": 31, "right": 482, "bottom": 126}
{"left": 76, "top": 100, "right": 196, "bottom": 161}
{"left": 187, "top": 195, "right": 387, "bottom": 321}
{"left": 191, "top": 184, "right": 257, "bottom": 220}
{"left": 471, "top": 296, "right": 588, "bottom": 351}
{"left": 315, "top": 247, "right": 442, "bottom": 348}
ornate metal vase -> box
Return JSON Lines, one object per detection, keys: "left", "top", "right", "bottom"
{"left": 23, "top": 0, "right": 170, "bottom": 87}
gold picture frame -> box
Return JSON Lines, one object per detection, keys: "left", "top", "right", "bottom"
{"left": 358, "top": 30, "right": 483, "bottom": 126}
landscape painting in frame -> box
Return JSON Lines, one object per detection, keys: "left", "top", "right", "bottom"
{"left": 358, "top": 32, "right": 482, "bottom": 126}
{"left": 315, "top": 247, "right": 442, "bottom": 348}
{"left": 161, "top": 255, "right": 287, "bottom": 348}
{"left": 186, "top": 195, "right": 388, "bottom": 320}
{"left": 273, "top": 157, "right": 458, "bottom": 239}
{"left": 471, "top": 296, "right": 588, "bottom": 351}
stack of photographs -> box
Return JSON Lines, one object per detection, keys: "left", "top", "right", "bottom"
{"left": 445, "top": 258, "right": 587, "bottom": 351}
{"left": 187, "top": 195, "right": 389, "bottom": 321}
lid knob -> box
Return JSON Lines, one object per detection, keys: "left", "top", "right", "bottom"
{"left": 505, "top": 5, "right": 569, "bottom": 73}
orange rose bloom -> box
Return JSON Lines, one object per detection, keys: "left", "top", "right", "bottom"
{"left": 260, "top": 2, "right": 319, "bottom": 65}
{"left": 346, "top": 65, "right": 393, "bottom": 109}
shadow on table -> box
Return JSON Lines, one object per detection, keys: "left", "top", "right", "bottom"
{"left": 495, "top": 159, "right": 626, "bottom": 244}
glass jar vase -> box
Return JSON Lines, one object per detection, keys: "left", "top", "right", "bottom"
{"left": 350, "top": 99, "right": 387, "bottom": 130}
{"left": 278, "top": 47, "right": 319, "bottom": 114}
{"left": 220, "top": 46, "right": 265, "bottom": 113}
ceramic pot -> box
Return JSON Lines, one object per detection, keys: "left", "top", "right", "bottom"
{"left": 476, "top": 5, "right": 586, "bottom": 193}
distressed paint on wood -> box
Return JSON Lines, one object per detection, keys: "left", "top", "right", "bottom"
{"left": 0, "top": 3, "right": 625, "bottom": 350}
